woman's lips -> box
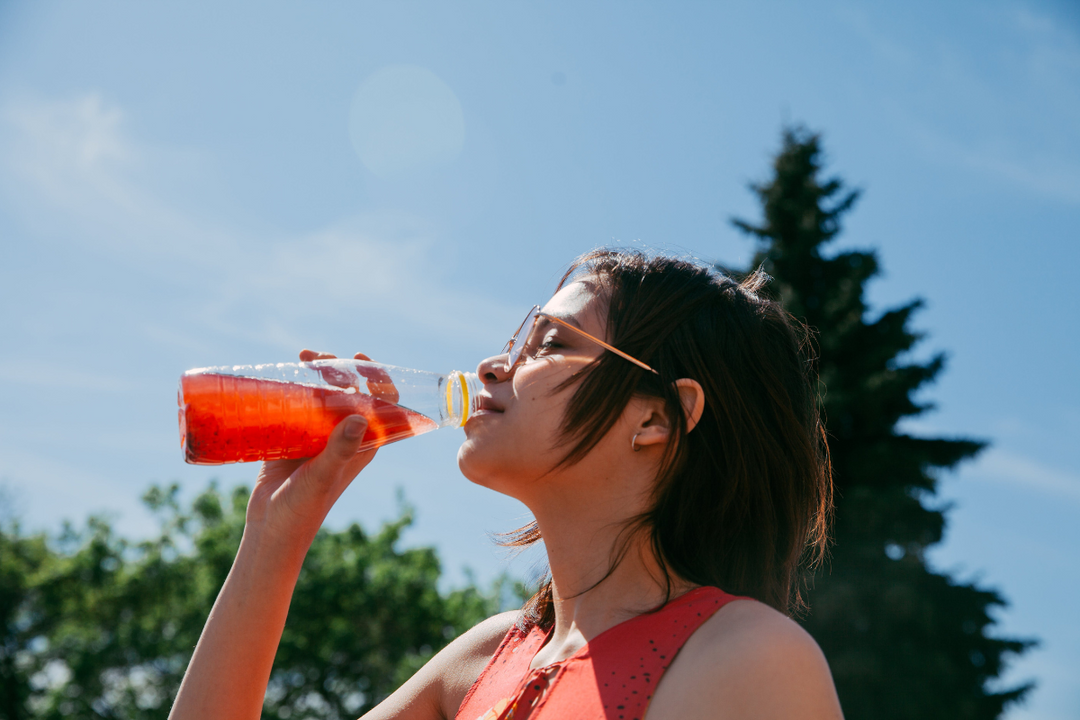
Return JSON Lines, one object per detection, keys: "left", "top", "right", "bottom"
{"left": 468, "top": 394, "right": 504, "bottom": 420}
{"left": 476, "top": 394, "right": 504, "bottom": 413}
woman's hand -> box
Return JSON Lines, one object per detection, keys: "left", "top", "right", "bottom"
{"left": 246, "top": 349, "right": 380, "bottom": 547}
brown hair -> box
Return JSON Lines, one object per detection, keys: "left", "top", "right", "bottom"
{"left": 506, "top": 249, "right": 832, "bottom": 628}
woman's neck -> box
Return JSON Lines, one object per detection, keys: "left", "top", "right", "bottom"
{"left": 526, "top": 490, "right": 696, "bottom": 669}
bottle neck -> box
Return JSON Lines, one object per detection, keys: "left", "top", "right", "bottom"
{"left": 447, "top": 371, "right": 482, "bottom": 427}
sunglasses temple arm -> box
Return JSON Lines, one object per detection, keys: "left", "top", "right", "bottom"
{"left": 605, "top": 347, "right": 659, "bottom": 374}
{"left": 547, "top": 315, "right": 659, "bottom": 375}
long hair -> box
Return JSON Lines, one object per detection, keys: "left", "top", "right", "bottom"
{"left": 504, "top": 249, "right": 832, "bottom": 629}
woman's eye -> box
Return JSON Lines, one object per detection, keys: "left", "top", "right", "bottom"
{"left": 535, "top": 337, "right": 562, "bottom": 355}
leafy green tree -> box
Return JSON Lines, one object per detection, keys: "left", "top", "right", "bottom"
{"left": 2, "top": 484, "right": 497, "bottom": 720}
{"left": 1, "top": 518, "right": 53, "bottom": 720}
{"left": 728, "top": 127, "right": 1035, "bottom": 719}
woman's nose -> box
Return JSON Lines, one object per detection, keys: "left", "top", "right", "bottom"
{"left": 477, "top": 353, "right": 512, "bottom": 384}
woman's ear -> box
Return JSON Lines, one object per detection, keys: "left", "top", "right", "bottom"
{"left": 675, "top": 378, "right": 705, "bottom": 434}
{"left": 630, "top": 378, "right": 706, "bottom": 451}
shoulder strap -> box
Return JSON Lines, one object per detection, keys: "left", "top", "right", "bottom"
{"left": 532, "top": 586, "right": 741, "bottom": 720}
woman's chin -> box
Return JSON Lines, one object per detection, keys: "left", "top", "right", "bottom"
{"left": 456, "top": 446, "right": 520, "bottom": 496}
{"left": 456, "top": 442, "right": 492, "bottom": 485}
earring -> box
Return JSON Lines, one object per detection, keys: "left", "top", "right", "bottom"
{"left": 632, "top": 433, "right": 642, "bottom": 452}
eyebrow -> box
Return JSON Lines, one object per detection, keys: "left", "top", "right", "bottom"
{"left": 538, "top": 312, "right": 585, "bottom": 331}
{"left": 535, "top": 310, "right": 587, "bottom": 336}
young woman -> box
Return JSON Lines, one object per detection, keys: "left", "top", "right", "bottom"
{"left": 169, "top": 249, "right": 844, "bottom": 720}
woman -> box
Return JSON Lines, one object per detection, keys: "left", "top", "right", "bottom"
{"left": 169, "top": 249, "right": 844, "bottom": 720}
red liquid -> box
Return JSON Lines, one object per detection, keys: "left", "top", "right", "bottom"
{"left": 179, "top": 373, "right": 438, "bottom": 465}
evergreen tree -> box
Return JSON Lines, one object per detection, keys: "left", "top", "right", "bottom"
{"left": 729, "top": 127, "right": 1034, "bottom": 719}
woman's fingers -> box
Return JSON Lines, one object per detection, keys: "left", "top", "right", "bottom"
{"left": 301, "top": 350, "right": 371, "bottom": 362}
{"left": 299, "top": 348, "right": 338, "bottom": 361}
{"left": 302, "top": 349, "right": 358, "bottom": 389}
{"left": 323, "top": 415, "right": 369, "bottom": 462}
{"left": 301, "top": 350, "right": 394, "bottom": 397}
{"left": 249, "top": 415, "right": 377, "bottom": 539}
{"left": 292, "top": 416, "right": 377, "bottom": 510}
{"left": 348, "top": 352, "right": 400, "bottom": 403}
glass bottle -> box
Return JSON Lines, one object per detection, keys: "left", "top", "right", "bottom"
{"left": 178, "top": 359, "right": 480, "bottom": 465}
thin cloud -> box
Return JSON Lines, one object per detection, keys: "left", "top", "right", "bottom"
{"left": 0, "top": 445, "right": 157, "bottom": 536}
{"left": 0, "top": 92, "right": 516, "bottom": 354}
{"left": 837, "top": 3, "right": 1080, "bottom": 206}
{"left": 1, "top": 93, "right": 223, "bottom": 256}
{"left": 975, "top": 449, "right": 1080, "bottom": 506}
{"left": 0, "top": 360, "right": 140, "bottom": 393}
{"left": 897, "top": 418, "right": 1080, "bottom": 506}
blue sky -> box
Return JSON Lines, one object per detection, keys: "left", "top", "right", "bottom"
{"left": 1, "top": 2, "right": 1077, "bottom": 718}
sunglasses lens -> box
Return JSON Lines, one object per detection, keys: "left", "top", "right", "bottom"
{"left": 504, "top": 306, "right": 540, "bottom": 372}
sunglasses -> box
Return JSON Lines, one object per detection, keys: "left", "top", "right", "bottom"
{"left": 502, "top": 305, "right": 658, "bottom": 375}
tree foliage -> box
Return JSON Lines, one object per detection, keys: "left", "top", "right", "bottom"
{"left": 0, "top": 484, "right": 497, "bottom": 720}
{"left": 729, "top": 127, "right": 1035, "bottom": 719}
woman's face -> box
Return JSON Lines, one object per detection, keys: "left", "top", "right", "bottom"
{"left": 457, "top": 280, "right": 609, "bottom": 496}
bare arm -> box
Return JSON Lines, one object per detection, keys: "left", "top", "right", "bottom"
{"left": 167, "top": 512, "right": 320, "bottom": 719}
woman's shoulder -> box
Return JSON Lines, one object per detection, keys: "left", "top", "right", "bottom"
{"left": 647, "top": 598, "right": 844, "bottom": 720}
{"left": 689, "top": 596, "right": 821, "bottom": 656}
{"left": 448, "top": 609, "right": 524, "bottom": 660}
{"left": 360, "top": 610, "right": 520, "bottom": 720}
{"left": 430, "top": 610, "right": 523, "bottom": 716}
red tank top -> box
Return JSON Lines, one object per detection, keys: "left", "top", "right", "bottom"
{"left": 454, "top": 586, "right": 741, "bottom": 720}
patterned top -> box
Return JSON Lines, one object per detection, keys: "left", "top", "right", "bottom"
{"left": 454, "top": 586, "right": 742, "bottom": 720}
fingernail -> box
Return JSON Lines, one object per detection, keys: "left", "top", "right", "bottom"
{"left": 344, "top": 417, "right": 367, "bottom": 440}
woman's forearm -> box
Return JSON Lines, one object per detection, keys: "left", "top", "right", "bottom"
{"left": 168, "top": 524, "right": 312, "bottom": 720}
{"left": 168, "top": 383, "right": 377, "bottom": 719}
